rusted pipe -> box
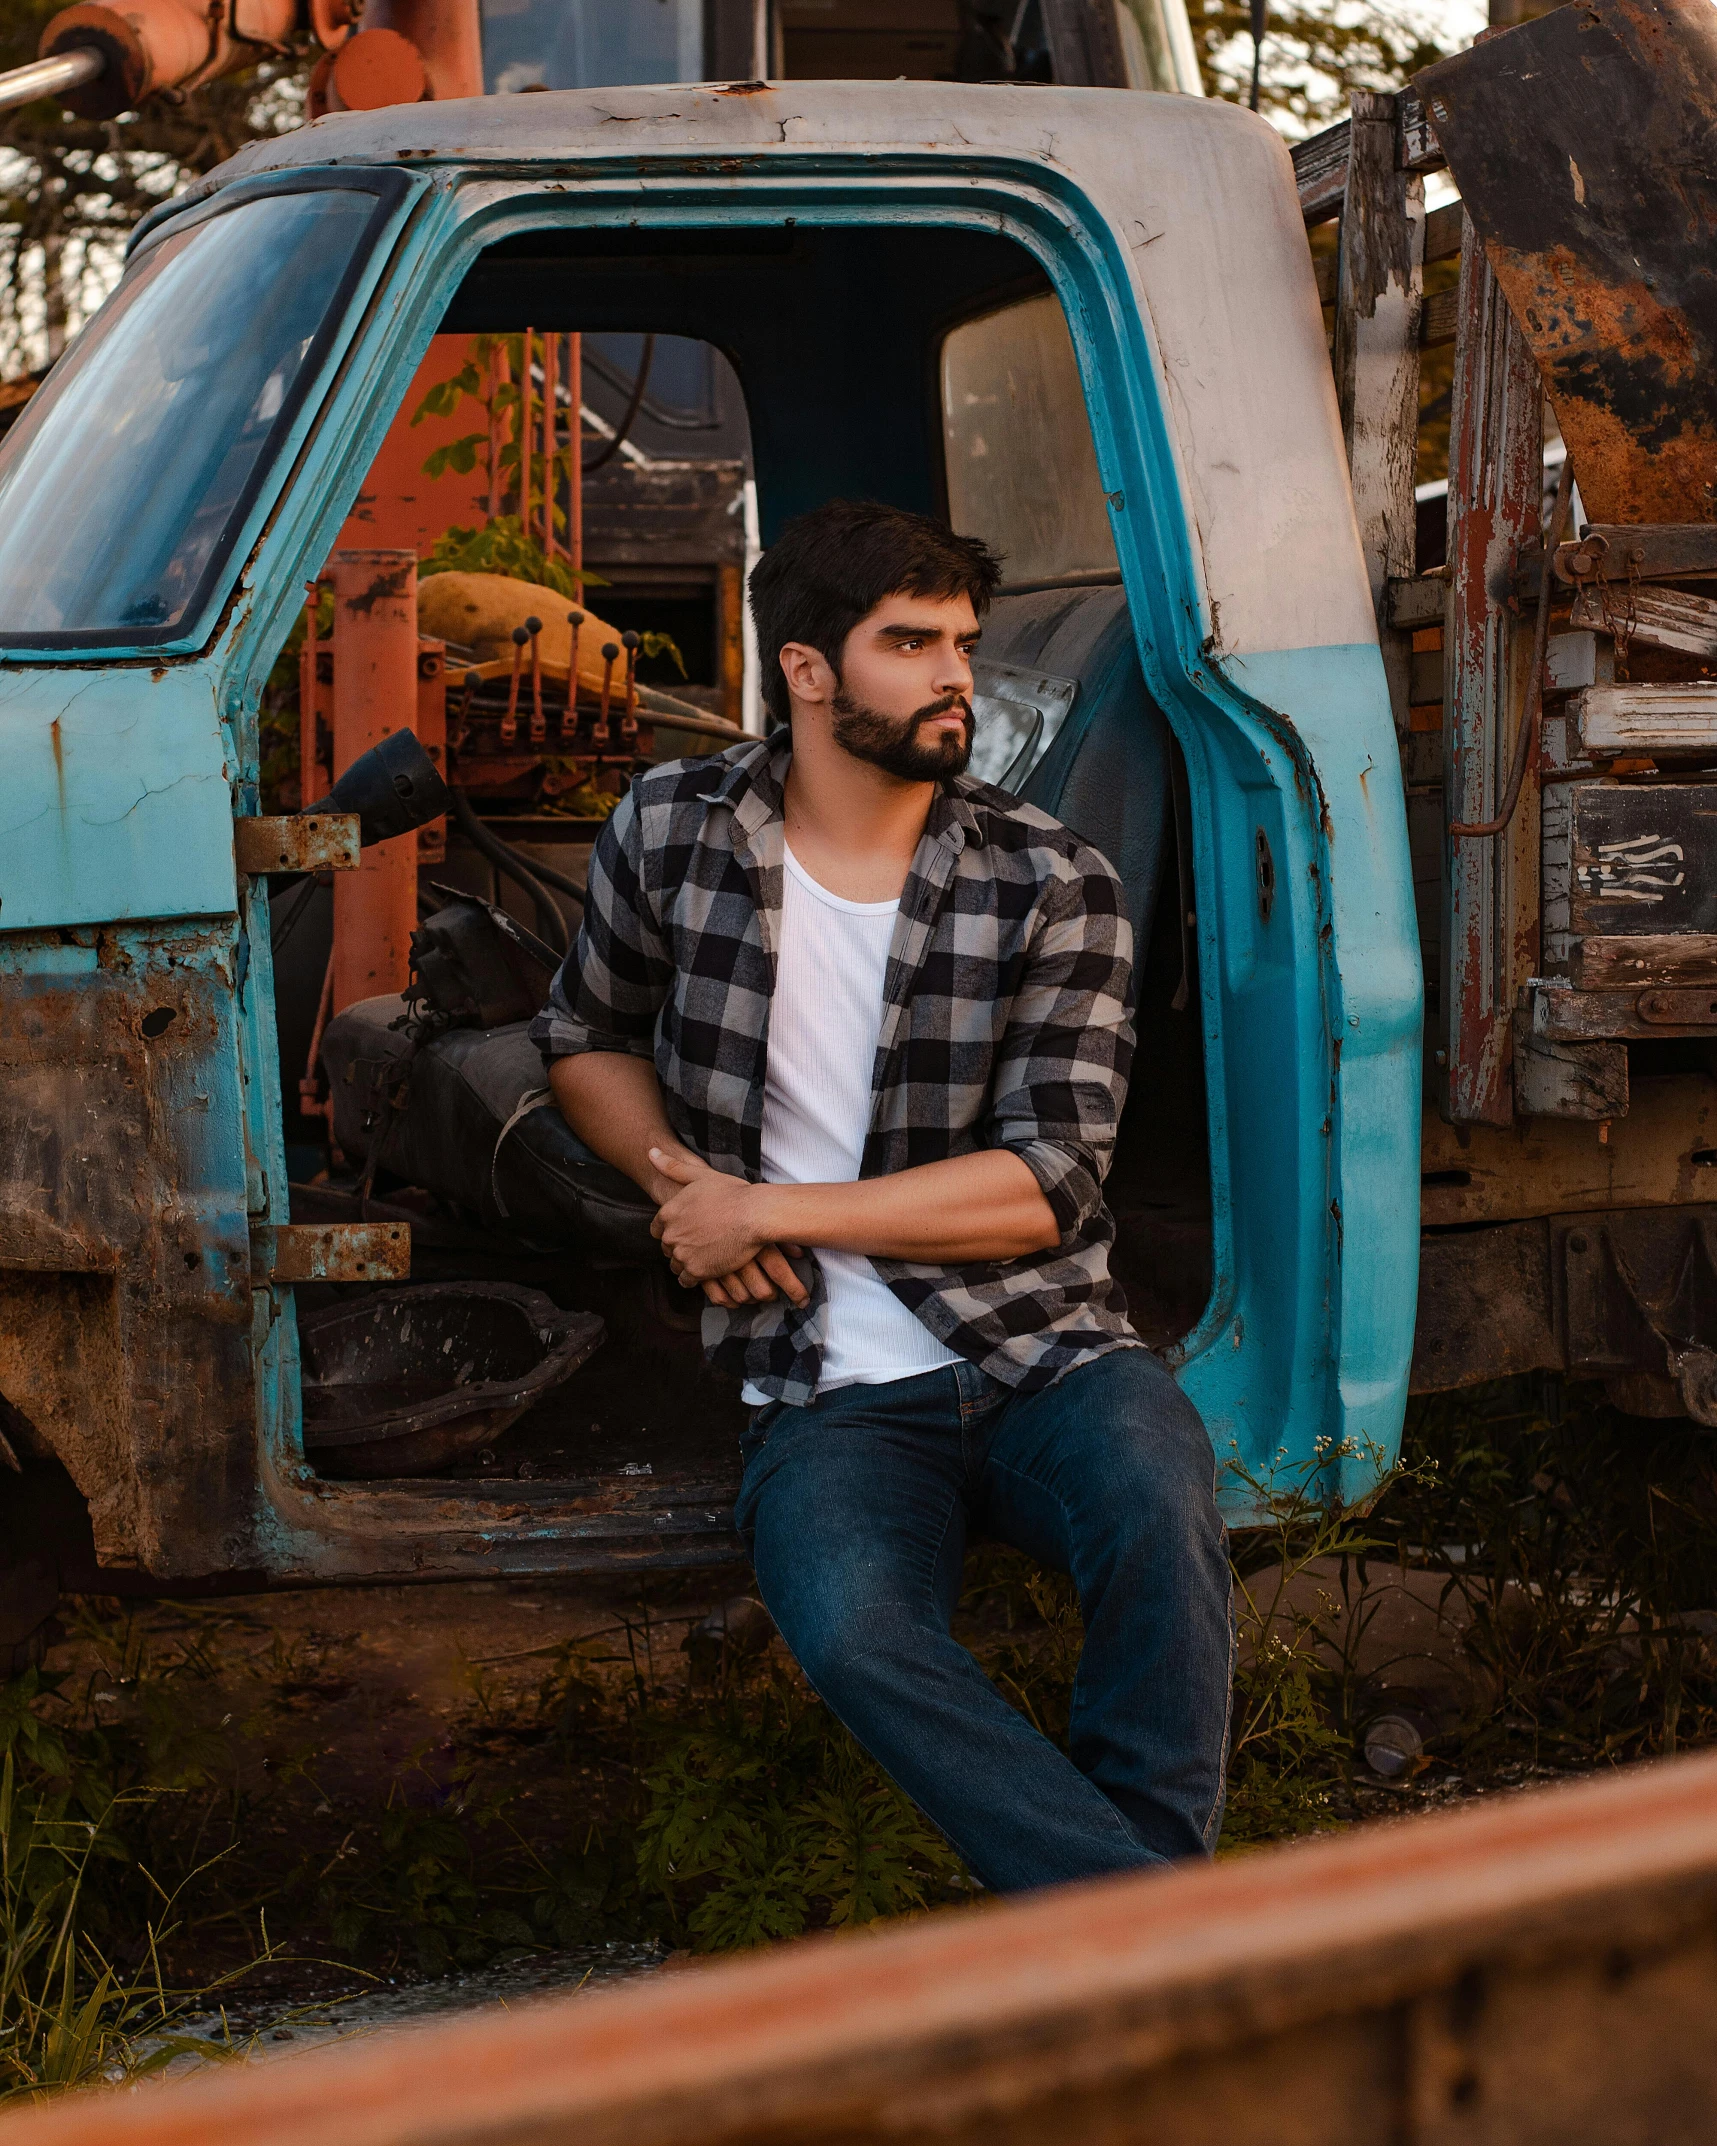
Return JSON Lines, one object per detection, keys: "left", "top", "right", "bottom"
{"left": 542, "top": 333, "right": 558, "bottom": 559}
{"left": 561, "top": 608, "right": 583, "bottom": 738}
{"left": 621, "top": 628, "right": 640, "bottom": 743}
{"left": 528, "top": 615, "right": 545, "bottom": 745}
{"left": 1450, "top": 456, "right": 1576, "bottom": 840}
{"left": 567, "top": 331, "right": 583, "bottom": 576}
{"left": 330, "top": 549, "right": 420, "bottom": 1015}
{"left": 595, "top": 640, "right": 617, "bottom": 746}
{"left": 502, "top": 624, "right": 526, "bottom": 746}
{"left": 519, "top": 327, "right": 533, "bottom": 543}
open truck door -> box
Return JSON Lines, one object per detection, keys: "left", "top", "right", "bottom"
{"left": 0, "top": 83, "right": 1420, "bottom": 1596}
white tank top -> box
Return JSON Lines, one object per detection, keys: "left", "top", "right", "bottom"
{"left": 739, "top": 843, "right": 961, "bottom": 1403}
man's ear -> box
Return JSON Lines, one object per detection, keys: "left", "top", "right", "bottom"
{"left": 779, "top": 640, "right": 836, "bottom": 709}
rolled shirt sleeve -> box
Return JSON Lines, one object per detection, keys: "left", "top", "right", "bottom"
{"left": 528, "top": 789, "right": 671, "bottom": 1064}
{"left": 984, "top": 853, "right": 1136, "bottom": 1247}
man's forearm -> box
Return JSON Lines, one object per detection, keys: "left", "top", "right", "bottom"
{"left": 753, "top": 1150, "right": 1058, "bottom": 1264}
{"left": 547, "top": 1051, "right": 687, "bottom": 1206}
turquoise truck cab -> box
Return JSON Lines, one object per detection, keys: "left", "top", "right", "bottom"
{"left": 0, "top": 82, "right": 1420, "bottom": 1595}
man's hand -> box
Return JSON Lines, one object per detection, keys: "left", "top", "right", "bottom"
{"left": 650, "top": 1147, "right": 810, "bottom": 1310}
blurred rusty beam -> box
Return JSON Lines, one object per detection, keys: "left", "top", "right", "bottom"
{"left": 12, "top": 1753, "right": 1717, "bottom": 2144}
{"left": 1417, "top": 0, "right": 1717, "bottom": 526}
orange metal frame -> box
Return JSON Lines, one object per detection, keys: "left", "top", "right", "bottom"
{"left": 11, "top": 1752, "right": 1717, "bottom": 2144}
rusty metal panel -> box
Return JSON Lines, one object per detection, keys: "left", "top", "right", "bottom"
{"left": 233, "top": 813, "right": 360, "bottom": 876}
{"left": 13, "top": 1752, "right": 1717, "bottom": 2145}
{"left": 0, "top": 923, "right": 259, "bottom": 1574}
{"left": 1440, "top": 217, "right": 1545, "bottom": 1125}
{"left": 252, "top": 1221, "right": 410, "bottom": 1284}
{"left": 1417, "top": 0, "right": 1717, "bottom": 526}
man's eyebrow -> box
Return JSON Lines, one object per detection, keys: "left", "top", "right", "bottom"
{"left": 874, "top": 621, "right": 982, "bottom": 644}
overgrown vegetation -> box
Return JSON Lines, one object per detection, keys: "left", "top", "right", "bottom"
{"left": 6, "top": 1377, "right": 1717, "bottom": 2104}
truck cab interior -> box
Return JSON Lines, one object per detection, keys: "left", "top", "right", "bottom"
{"left": 292, "top": 213, "right": 1212, "bottom": 1509}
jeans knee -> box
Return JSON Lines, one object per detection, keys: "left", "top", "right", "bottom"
{"left": 768, "top": 1590, "right": 919, "bottom": 1709}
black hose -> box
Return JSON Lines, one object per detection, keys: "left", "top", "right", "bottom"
{"left": 584, "top": 334, "right": 655, "bottom": 475}
{"left": 449, "top": 789, "right": 571, "bottom": 955}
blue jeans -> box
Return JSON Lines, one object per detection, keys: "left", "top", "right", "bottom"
{"left": 734, "top": 1349, "right": 1233, "bottom": 1895}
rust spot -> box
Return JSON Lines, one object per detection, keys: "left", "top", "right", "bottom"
{"left": 49, "top": 717, "right": 63, "bottom": 811}
{"left": 342, "top": 566, "right": 413, "bottom": 616}
{"left": 716, "top": 79, "right": 770, "bottom": 94}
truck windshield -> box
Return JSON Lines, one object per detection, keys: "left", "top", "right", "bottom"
{"left": 0, "top": 186, "right": 383, "bottom": 647}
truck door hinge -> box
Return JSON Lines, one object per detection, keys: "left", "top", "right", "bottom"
{"left": 234, "top": 814, "right": 360, "bottom": 876}
{"left": 250, "top": 1222, "right": 410, "bottom": 1284}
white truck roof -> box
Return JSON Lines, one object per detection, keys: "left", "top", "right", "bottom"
{"left": 206, "top": 80, "right": 1373, "bottom": 661}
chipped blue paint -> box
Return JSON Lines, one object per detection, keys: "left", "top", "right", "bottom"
{"left": 0, "top": 668, "right": 235, "bottom": 932}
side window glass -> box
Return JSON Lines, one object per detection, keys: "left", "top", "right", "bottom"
{"left": 941, "top": 292, "right": 1118, "bottom": 590}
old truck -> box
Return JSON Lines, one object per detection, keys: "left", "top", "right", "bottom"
{"left": 1, "top": 0, "right": 1712, "bottom": 1647}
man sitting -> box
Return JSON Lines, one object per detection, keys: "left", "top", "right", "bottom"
{"left": 531, "top": 498, "right": 1232, "bottom": 1893}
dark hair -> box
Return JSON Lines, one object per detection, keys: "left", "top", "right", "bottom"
{"left": 747, "top": 499, "right": 1002, "bottom": 726}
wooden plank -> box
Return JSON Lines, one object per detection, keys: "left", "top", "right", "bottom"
{"left": 1419, "top": 284, "right": 1460, "bottom": 349}
{"left": 1570, "top": 581, "right": 1717, "bottom": 658}
{"left": 1293, "top": 87, "right": 1444, "bottom": 225}
{"left": 1424, "top": 198, "right": 1464, "bottom": 264}
{"left": 1388, "top": 573, "right": 1448, "bottom": 630}
{"left": 1553, "top": 782, "right": 1717, "bottom": 941}
{"left": 1396, "top": 85, "right": 1442, "bottom": 175}
{"left": 1515, "top": 1032, "right": 1629, "bottom": 1120}
{"left": 1333, "top": 88, "right": 1425, "bottom": 740}
{"left": 14, "top": 1752, "right": 1717, "bottom": 2146}
{"left": 1573, "top": 935, "right": 1717, "bottom": 989}
{"left": 1293, "top": 120, "right": 1353, "bottom": 225}
{"left": 1441, "top": 214, "right": 1544, "bottom": 1125}
{"left": 1573, "top": 683, "right": 1717, "bottom": 758}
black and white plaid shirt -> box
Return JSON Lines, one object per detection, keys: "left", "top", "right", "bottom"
{"left": 529, "top": 732, "right": 1142, "bottom": 1405}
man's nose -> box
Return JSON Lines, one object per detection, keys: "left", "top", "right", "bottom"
{"left": 935, "top": 645, "right": 974, "bottom": 699}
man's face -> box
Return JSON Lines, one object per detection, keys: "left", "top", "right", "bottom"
{"left": 828, "top": 591, "right": 981, "bottom": 782}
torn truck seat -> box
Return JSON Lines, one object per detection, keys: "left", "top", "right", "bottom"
{"left": 319, "top": 995, "right": 657, "bottom": 1261}
{"left": 982, "top": 584, "right": 1175, "bottom": 958}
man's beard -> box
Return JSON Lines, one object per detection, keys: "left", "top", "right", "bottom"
{"left": 830, "top": 685, "right": 974, "bottom": 780}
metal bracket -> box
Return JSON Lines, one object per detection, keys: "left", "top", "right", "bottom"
{"left": 234, "top": 814, "right": 360, "bottom": 876}
{"left": 250, "top": 1222, "right": 410, "bottom": 1284}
